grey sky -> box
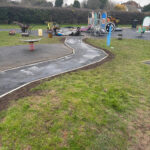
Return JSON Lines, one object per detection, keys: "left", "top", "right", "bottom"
{"left": 49, "top": 0, "right": 149, "bottom": 6}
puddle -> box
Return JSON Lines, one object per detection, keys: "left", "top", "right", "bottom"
{"left": 20, "top": 70, "right": 34, "bottom": 76}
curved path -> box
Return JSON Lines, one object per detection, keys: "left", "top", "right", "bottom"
{"left": 0, "top": 36, "right": 108, "bottom": 98}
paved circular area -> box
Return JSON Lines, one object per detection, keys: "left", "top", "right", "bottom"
{"left": 0, "top": 44, "right": 72, "bottom": 71}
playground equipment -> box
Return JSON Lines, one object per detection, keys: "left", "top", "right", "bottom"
{"left": 46, "top": 22, "right": 53, "bottom": 38}
{"left": 45, "top": 21, "right": 81, "bottom": 36}
{"left": 82, "top": 11, "right": 116, "bottom": 36}
{"left": 142, "top": 16, "right": 150, "bottom": 31}
{"left": 13, "top": 21, "right": 33, "bottom": 34}
{"left": 45, "top": 22, "right": 61, "bottom": 37}
{"left": 46, "top": 22, "right": 60, "bottom": 35}
{"left": 69, "top": 27, "right": 81, "bottom": 36}
{"left": 21, "top": 39, "right": 41, "bottom": 51}
{"left": 80, "top": 25, "right": 92, "bottom": 32}
{"left": 109, "top": 16, "right": 120, "bottom": 27}
{"left": 38, "top": 29, "right": 43, "bottom": 37}
{"left": 137, "top": 26, "right": 145, "bottom": 37}
{"left": 9, "top": 30, "right": 16, "bottom": 35}
{"left": 137, "top": 16, "right": 150, "bottom": 37}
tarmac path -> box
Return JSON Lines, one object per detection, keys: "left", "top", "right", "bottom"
{"left": 0, "top": 36, "right": 108, "bottom": 98}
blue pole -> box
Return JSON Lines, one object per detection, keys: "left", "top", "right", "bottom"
{"left": 107, "top": 25, "right": 112, "bottom": 47}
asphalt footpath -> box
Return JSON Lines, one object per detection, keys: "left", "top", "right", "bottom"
{"left": 0, "top": 36, "right": 108, "bottom": 97}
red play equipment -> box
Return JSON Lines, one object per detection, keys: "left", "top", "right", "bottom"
{"left": 21, "top": 39, "right": 41, "bottom": 51}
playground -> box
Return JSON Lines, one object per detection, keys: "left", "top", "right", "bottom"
{"left": 0, "top": 40, "right": 72, "bottom": 71}
{"left": 0, "top": 12, "right": 150, "bottom": 150}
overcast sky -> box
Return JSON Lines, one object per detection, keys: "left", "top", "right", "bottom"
{"left": 49, "top": 0, "right": 149, "bottom": 7}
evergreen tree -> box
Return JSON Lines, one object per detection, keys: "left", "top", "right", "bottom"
{"left": 55, "top": 0, "right": 63, "bottom": 7}
{"left": 73, "top": 0, "right": 80, "bottom": 8}
{"left": 143, "top": 3, "right": 150, "bottom": 12}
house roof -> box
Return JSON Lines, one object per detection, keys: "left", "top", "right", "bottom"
{"left": 122, "top": 0, "right": 141, "bottom": 8}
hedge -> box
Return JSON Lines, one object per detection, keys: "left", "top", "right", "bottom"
{"left": 0, "top": 6, "right": 150, "bottom": 25}
{"left": 108, "top": 11, "right": 150, "bottom": 25}
{"left": 0, "top": 6, "right": 89, "bottom": 24}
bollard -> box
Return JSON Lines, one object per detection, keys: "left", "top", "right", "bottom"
{"left": 118, "top": 33, "right": 123, "bottom": 40}
{"left": 107, "top": 26, "right": 112, "bottom": 46}
{"left": 48, "top": 30, "right": 53, "bottom": 38}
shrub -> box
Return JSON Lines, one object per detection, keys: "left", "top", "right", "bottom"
{"left": 0, "top": 6, "right": 150, "bottom": 25}
{"left": 0, "top": 6, "right": 89, "bottom": 24}
{"left": 109, "top": 11, "right": 150, "bottom": 25}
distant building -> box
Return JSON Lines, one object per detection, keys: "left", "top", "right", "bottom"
{"left": 122, "top": 0, "right": 142, "bottom": 12}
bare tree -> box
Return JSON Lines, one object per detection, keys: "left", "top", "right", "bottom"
{"left": 73, "top": 0, "right": 80, "bottom": 8}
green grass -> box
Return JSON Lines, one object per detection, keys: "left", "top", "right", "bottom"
{"left": 0, "top": 24, "right": 47, "bottom": 30}
{"left": 0, "top": 24, "right": 132, "bottom": 31}
{"left": 0, "top": 23, "right": 132, "bottom": 29}
{"left": 118, "top": 24, "right": 131, "bottom": 28}
{"left": 0, "top": 38, "right": 150, "bottom": 149}
{"left": 0, "top": 24, "right": 87, "bottom": 30}
{"left": 60, "top": 24, "right": 87, "bottom": 28}
{"left": 0, "top": 31, "right": 62, "bottom": 47}
{"left": 0, "top": 24, "right": 20, "bottom": 29}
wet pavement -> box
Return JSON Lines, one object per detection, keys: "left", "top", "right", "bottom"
{"left": 0, "top": 44, "right": 72, "bottom": 71}
{"left": 84, "top": 28, "right": 150, "bottom": 41}
{"left": 0, "top": 36, "right": 108, "bottom": 97}
{"left": 110, "top": 28, "right": 150, "bottom": 40}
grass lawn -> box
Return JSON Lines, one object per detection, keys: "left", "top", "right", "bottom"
{"left": 0, "top": 24, "right": 48, "bottom": 30}
{"left": 0, "top": 38, "right": 150, "bottom": 149}
{"left": 118, "top": 24, "right": 131, "bottom": 28}
{"left": 60, "top": 24, "right": 87, "bottom": 28}
{"left": 0, "top": 24, "right": 87, "bottom": 30}
{"left": 0, "top": 31, "right": 62, "bottom": 47}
